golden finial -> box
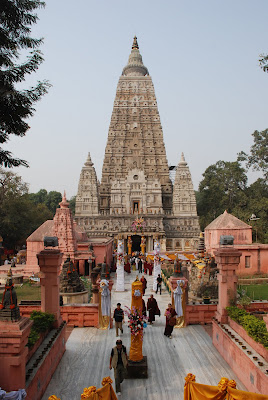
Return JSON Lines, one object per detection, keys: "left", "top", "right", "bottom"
{"left": 132, "top": 36, "right": 139, "bottom": 50}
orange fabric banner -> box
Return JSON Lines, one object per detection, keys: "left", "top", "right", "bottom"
{"left": 184, "top": 374, "right": 267, "bottom": 400}
{"left": 81, "top": 379, "right": 117, "bottom": 400}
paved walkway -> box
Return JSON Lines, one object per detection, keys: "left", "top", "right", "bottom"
{"left": 42, "top": 272, "right": 246, "bottom": 400}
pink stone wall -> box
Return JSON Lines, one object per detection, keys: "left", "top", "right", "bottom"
{"left": 92, "top": 241, "right": 113, "bottom": 267}
{"left": 206, "top": 244, "right": 268, "bottom": 275}
{"left": 60, "top": 304, "right": 99, "bottom": 327}
{"left": 26, "top": 241, "right": 44, "bottom": 267}
{"left": 20, "top": 304, "right": 99, "bottom": 328}
{"left": 205, "top": 228, "right": 252, "bottom": 249}
{"left": 212, "top": 320, "right": 268, "bottom": 395}
{"left": 185, "top": 304, "right": 217, "bottom": 325}
{"left": 26, "top": 325, "right": 66, "bottom": 400}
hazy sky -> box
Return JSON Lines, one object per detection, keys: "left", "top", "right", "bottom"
{"left": 6, "top": 0, "right": 268, "bottom": 198}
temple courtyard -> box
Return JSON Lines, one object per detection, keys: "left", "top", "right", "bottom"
{"left": 41, "top": 272, "right": 246, "bottom": 400}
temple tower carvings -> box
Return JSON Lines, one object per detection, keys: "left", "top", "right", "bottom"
{"left": 75, "top": 37, "right": 200, "bottom": 252}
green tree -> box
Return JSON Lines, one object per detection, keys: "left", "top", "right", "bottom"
{"left": 69, "top": 196, "right": 76, "bottom": 215}
{"left": 232, "top": 179, "right": 268, "bottom": 243}
{"left": 197, "top": 161, "right": 248, "bottom": 230}
{"left": 0, "top": 0, "right": 50, "bottom": 168}
{"left": 28, "top": 189, "right": 62, "bottom": 213}
{"left": 238, "top": 129, "right": 268, "bottom": 181}
{"left": 45, "top": 191, "right": 62, "bottom": 213}
{"left": 259, "top": 54, "right": 268, "bottom": 73}
{"left": 0, "top": 168, "right": 52, "bottom": 249}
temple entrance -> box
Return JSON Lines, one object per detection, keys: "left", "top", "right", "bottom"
{"left": 84, "top": 260, "right": 89, "bottom": 276}
{"left": 132, "top": 235, "right": 141, "bottom": 252}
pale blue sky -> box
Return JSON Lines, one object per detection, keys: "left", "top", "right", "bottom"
{"left": 6, "top": 0, "right": 268, "bottom": 197}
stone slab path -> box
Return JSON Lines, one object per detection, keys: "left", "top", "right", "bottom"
{"left": 41, "top": 271, "right": 246, "bottom": 400}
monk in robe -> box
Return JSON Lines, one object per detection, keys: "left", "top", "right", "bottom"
{"left": 148, "top": 261, "right": 153, "bottom": 276}
{"left": 142, "top": 298, "right": 147, "bottom": 317}
{"left": 147, "top": 295, "right": 160, "bottom": 324}
{"left": 124, "top": 260, "right": 131, "bottom": 273}
{"left": 140, "top": 275, "right": 147, "bottom": 295}
{"left": 164, "top": 303, "right": 177, "bottom": 338}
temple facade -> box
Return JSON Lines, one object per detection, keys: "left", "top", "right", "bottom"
{"left": 75, "top": 37, "right": 200, "bottom": 252}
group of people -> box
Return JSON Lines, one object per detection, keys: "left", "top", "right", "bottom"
{"left": 111, "top": 300, "right": 177, "bottom": 395}
{"left": 122, "top": 254, "right": 153, "bottom": 275}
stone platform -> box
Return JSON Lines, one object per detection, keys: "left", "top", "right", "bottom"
{"left": 127, "top": 356, "right": 148, "bottom": 379}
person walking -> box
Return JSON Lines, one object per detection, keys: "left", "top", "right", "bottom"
{"left": 156, "top": 274, "right": 162, "bottom": 294}
{"left": 164, "top": 303, "right": 177, "bottom": 338}
{"left": 138, "top": 258, "right": 142, "bottom": 273}
{"left": 113, "top": 303, "right": 124, "bottom": 336}
{"left": 109, "top": 339, "right": 128, "bottom": 396}
{"left": 140, "top": 275, "right": 147, "bottom": 295}
{"left": 147, "top": 294, "right": 160, "bottom": 324}
{"left": 134, "top": 257, "right": 138, "bottom": 271}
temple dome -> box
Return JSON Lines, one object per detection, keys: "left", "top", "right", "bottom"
{"left": 122, "top": 36, "right": 149, "bottom": 77}
{"left": 205, "top": 210, "right": 251, "bottom": 230}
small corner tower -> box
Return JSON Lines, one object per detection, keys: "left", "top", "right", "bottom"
{"left": 75, "top": 153, "right": 99, "bottom": 217}
{"left": 173, "top": 153, "right": 198, "bottom": 217}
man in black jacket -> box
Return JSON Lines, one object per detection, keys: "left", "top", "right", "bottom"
{"left": 113, "top": 303, "right": 124, "bottom": 336}
{"left": 156, "top": 274, "right": 162, "bottom": 294}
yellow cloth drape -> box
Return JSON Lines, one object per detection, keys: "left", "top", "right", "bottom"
{"left": 172, "top": 286, "right": 186, "bottom": 328}
{"left": 81, "top": 380, "right": 117, "bottom": 400}
{"left": 184, "top": 381, "right": 227, "bottom": 400}
{"left": 184, "top": 374, "right": 267, "bottom": 400}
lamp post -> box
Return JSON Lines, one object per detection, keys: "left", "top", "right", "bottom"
{"left": 249, "top": 214, "right": 260, "bottom": 242}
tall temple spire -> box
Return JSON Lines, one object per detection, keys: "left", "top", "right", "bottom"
{"left": 122, "top": 36, "right": 149, "bottom": 77}
{"left": 75, "top": 37, "right": 200, "bottom": 252}
{"left": 132, "top": 35, "right": 139, "bottom": 49}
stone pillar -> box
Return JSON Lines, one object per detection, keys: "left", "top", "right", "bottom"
{"left": 116, "top": 239, "right": 125, "bottom": 291}
{"left": 37, "top": 249, "right": 63, "bottom": 328}
{"left": 214, "top": 247, "right": 241, "bottom": 323}
{"left": 91, "top": 266, "right": 100, "bottom": 304}
{"left": 0, "top": 317, "right": 33, "bottom": 391}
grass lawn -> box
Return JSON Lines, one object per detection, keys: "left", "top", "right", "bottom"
{"left": 240, "top": 284, "right": 268, "bottom": 300}
{"left": 15, "top": 281, "right": 41, "bottom": 303}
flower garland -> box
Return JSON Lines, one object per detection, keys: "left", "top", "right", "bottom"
{"left": 124, "top": 306, "right": 147, "bottom": 339}
{"left": 131, "top": 217, "right": 146, "bottom": 232}
{"left": 154, "top": 255, "right": 160, "bottom": 263}
{"left": 117, "top": 254, "right": 125, "bottom": 263}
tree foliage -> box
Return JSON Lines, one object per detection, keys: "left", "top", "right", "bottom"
{"left": 0, "top": 0, "right": 50, "bottom": 168}
{"left": 197, "top": 160, "right": 247, "bottom": 229}
{"left": 259, "top": 54, "right": 268, "bottom": 73}
{"left": 0, "top": 168, "right": 53, "bottom": 249}
{"left": 238, "top": 129, "right": 268, "bottom": 181}
{"left": 197, "top": 161, "right": 268, "bottom": 243}
{"left": 28, "top": 189, "right": 62, "bottom": 213}
{"left": 69, "top": 195, "right": 76, "bottom": 215}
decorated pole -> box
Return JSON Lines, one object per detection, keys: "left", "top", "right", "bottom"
{"left": 127, "top": 236, "right": 132, "bottom": 256}
{"left": 116, "top": 238, "right": 125, "bottom": 291}
{"left": 153, "top": 239, "right": 161, "bottom": 292}
{"left": 129, "top": 278, "right": 144, "bottom": 362}
{"left": 141, "top": 236, "right": 146, "bottom": 255}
